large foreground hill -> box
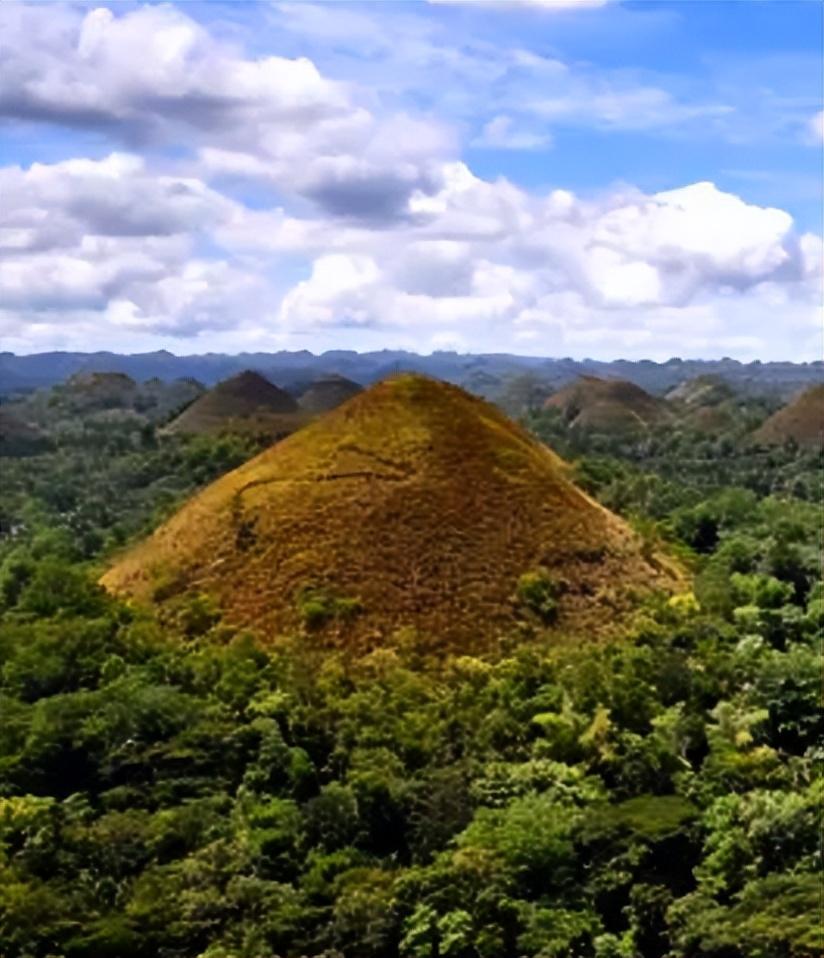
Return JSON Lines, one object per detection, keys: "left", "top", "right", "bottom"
{"left": 102, "top": 375, "right": 680, "bottom": 648}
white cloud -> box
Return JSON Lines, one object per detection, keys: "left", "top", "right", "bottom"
{"left": 0, "top": 154, "right": 272, "bottom": 338}
{"left": 0, "top": 3, "right": 819, "bottom": 361}
{"left": 1, "top": 149, "right": 819, "bottom": 358}
{"left": 428, "top": 0, "right": 611, "bottom": 10}
{"left": 263, "top": 167, "right": 821, "bottom": 357}
{"left": 0, "top": 4, "right": 454, "bottom": 222}
{"left": 473, "top": 115, "right": 553, "bottom": 150}
{"left": 807, "top": 110, "right": 824, "bottom": 144}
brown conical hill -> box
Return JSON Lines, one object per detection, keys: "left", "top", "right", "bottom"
{"left": 165, "top": 370, "right": 304, "bottom": 437}
{"left": 298, "top": 374, "right": 363, "bottom": 414}
{"left": 0, "top": 408, "right": 50, "bottom": 456}
{"left": 666, "top": 374, "right": 733, "bottom": 407}
{"left": 752, "top": 385, "right": 824, "bottom": 449}
{"left": 102, "top": 375, "right": 681, "bottom": 649}
{"left": 62, "top": 371, "right": 139, "bottom": 411}
{"left": 545, "top": 376, "right": 670, "bottom": 433}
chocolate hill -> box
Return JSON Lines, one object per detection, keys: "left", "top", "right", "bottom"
{"left": 666, "top": 375, "right": 737, "bottom": 434}
{"left": 164, "top": 370, "right": 305, "bottom": 437}
{"left": 752, "top": 385, "right": 824, "bottom": 449}
{"left": 298, "top": 374, "right": 363, "bottom": 414}
{"left": 0, "top": 408, "right": 50, "bottom": 456}
{"left": 61, "top": 371, "right": 139, "bottom": 411}
{"left": 545, "top": 376, "right": 670, "bottom": 433}
{"left": 666, "top": 374, "right": 734, "bottom": 407}
{"left": 102, "top": 375, "right": 681, "bottom": 649}
{"left": 138, "top": 377, "right": 205, "bottom": 423}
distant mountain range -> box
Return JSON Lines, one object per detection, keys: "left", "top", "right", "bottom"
{"left": 1, "top": 349, "right": 822, "bottom": 400}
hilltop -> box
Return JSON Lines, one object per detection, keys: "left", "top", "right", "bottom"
{"left": 666, "top": 374, "right": 734, "bottom": 407}
{"left": 298, "top": 374, "right": 363, "bottom": 413}
{"left": 60, "top": 371, "right": 139, "bottom": 411}
{"left": 753, "top": 385, "right": 824, "bottom": 449}
{"left": 102, "top": 375, "right": 681, "bottom": 649}
{"left": 666, "top": 375, "right": 739, "bottom": 433}
{"left": 165, "top": 370, "right": 306, "bottom": 438}
{"left": 544, "top": 375, "right": 671, "bottom": 433}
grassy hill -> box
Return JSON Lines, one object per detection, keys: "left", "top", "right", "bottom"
{"left": 102, "top": 374, "right": 681, "bottom": 649}
{"left": 752, "top": 384, "right": 824, "bottom": 449}
{"left": 298, "top": 374, "right": 363, "bottom": 413}
{"left": 545, "top": 375, "right": 671, "bottom": 433}
{"left": 0, "top": 408, "right": 50, "bottom": 456}
{"left": 164, "top": 370, "right": 308, "bottom": 438}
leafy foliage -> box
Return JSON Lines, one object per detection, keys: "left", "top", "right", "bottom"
{"left": 0, "top": 405, "right": 820, "bottom": 957}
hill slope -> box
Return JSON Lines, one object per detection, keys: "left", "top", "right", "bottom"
{"left": 0, "top": 408, "right": 50, "bottom": 456}
{"left": 545, "top": 376, "right": 670, "bottom": 433}
{"left": 103, "top": 375, "right": 680, "bottom": 648}
{"left": 298, "top": 374, "right": 363, "bottom": 413}
{"left": 165, "top": 370, "right": 304, "bottom": 437}
{"left": 753, "top": 385, "right": 824, "bottom": 448}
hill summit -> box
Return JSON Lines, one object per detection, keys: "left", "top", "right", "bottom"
{"left": 165, "top": 370, "right": 301, "bottom": 436}
{"left": 545, "top": 375, "right": 670, "bottom": 433}
{"left": 102, "top": 375, "right": 680, "bottom": 648}
{"left": 298, "top": 374, "right": 363, "bottom": 413}
{"left": 753, "top": 385, "right": 824, "bottom": 449}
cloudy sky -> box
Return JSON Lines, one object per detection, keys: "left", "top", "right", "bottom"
{"left": 1, "top": 0, "right": 821, "bottom": 359}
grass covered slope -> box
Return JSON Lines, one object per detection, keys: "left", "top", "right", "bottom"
{"left": 102, "top": 374, "right": 680, "bottom": 647}
{"left": 546, "top": 375, "right": 671, "bottom": 433}
{"left": 165, "top": 370, "right": 305, "bottom": 437}
{"left": 298, "top": 374, "right": 363, "bottom": 413}
{"left": 753, "top": 384, "right": 824, "bottom": 449}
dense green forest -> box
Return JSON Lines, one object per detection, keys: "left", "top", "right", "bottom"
{"left": 0, "top": 413, "right": 821, "bottom": 958}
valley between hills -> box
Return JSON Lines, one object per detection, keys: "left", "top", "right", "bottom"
{"left": 0, "top": 358, "right": 820, "bottom": 958}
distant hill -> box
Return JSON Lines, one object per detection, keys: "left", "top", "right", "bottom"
{"left": 15, "top": 372, "right": 204, "bottom": 429}
{"left": 298, "top": 374, "right": 363, "bottom": 414}
{"left": 2, "top": 350, "right": 822, "bottom": 399}
{"left": 102, "top": 374, "right": 682, "bottom": 649}
{"left": 61, "top": 371, "right": 139, "bottom": 411}
{"left": 752, "top": 385, "right": 824, "bottom": 449}
{"left": 545, "top": 376, "right": 671, "bottom": 433}
{"left": 0, "top": 408, "right": 50, "bottom": 456}
{"left": 136, "top": 377, "right": 205, "bottom": 423}
{"left": 666, "top": 375, "right": 739, "bottom": 434}
{"left": 165, "top": 370, "right": 306, "bottom": 438}
{"left": 666, "top": 374, "right": 734, "bottom": 407}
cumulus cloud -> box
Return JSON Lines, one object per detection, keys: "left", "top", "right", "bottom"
{"left": 2, "top": 150, "right": 819, "bottom": 358}
{"left": 0, "top": 4, "right": 454, "bottom": 222}
{"left": 0, "top": 153, "right": 270, "bottom": 338}
{"left": 0, "top": 3, "right": 819, "bottom": 360}
{"left": 262, "top": 167, "right": 821, "bottom": 356}
{"left": 472, "top": 115, "right": 553, "bottom": 150}
{"left": 0, "top": 4, "right": 347, "bottom": 135}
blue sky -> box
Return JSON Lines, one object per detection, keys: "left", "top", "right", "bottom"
{"left": 0, "top": 0, "right": 821, "bottom": 359}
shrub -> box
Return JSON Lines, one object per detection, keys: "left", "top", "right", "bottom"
{"left": 516, "top": 569, "right": 562, "bottom": 624}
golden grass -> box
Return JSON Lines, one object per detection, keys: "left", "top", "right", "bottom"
{"left": 753, "top": 385, "right": 824, "bottom": 449}
{"left": 545, "top": 375, "right": 671, "bottom": 432}
{"left": 102, "top": 374, "right": 683, "bottom": 650}
{"left": 165, "top": 370, "right": 301, "bottom": 436}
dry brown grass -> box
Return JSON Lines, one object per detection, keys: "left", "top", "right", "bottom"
{"left": 298, "top": 375, "right": 363, "bottom": 414}
{"left": 102, "top": 374, "right": 683, "bottom": 650}
{"left": 545, "top": 375, "right": 671, "bottom": 433}
{"left": 752, "top": 385, "right": 824, "bottom": 449}
{"left": 165, "top": 370, "right": 304, "bottom": 437}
